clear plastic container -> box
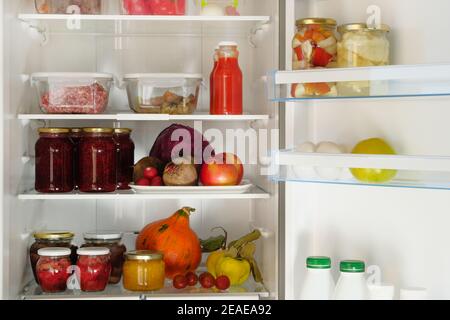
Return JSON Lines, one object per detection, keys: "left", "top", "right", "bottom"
{"left": 200, "top": 0, "right": 240, "bottom": 16}
{"left": 123, "top": 74, "right": 202, "bottom": 114}
{"left": 121, "top": 0, "right": 186, "bottom": 15}
{"left": 31, "top": 73, "right": 113, "bottom": 114}
{"left": 35, "top": 0, "right": 102, "bottom": 14}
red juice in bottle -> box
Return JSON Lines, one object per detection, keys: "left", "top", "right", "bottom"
{"left": 211, "top": 42, "right": 243, "bottom": 115}
{"left": 210, "top": 46, "right": 219, "bottom": 114}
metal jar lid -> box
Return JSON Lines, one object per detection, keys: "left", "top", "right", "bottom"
{"left": 125, "top": 250, "right": 164, "bottom": 261}
{"left": 338, "top": 23, "right": 390, "bottom": 34}
{"left": 33, "top": 231, "right": 75, "bottom": 241}
{"left": 296, "top": 18, "right": 337, "bottom": 27}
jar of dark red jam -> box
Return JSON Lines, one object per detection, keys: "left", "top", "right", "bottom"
{"left": 35, "top": 128, "right": 74, "bottom": 193}
{"left": 70, "top": 128, "right": 83, "bottom": 190}
{"left": 114, "top": 128, "right": 135, "bottom": 190}
{"left": 30, "top": 231, "right": 78, "bottom": 284}
{"left": 81, "top": 232, "right": 126, "bottom": 284}
{"left": 77, "top": 247, "right": 111, "bottom": 292}
{"left": 78, "top": 128, "right": 117, "bottom": 193}
{"left": 36, "top": 248, "right": 72, "bottom": 293}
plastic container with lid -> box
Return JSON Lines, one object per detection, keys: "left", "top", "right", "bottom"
{"left": 114, "top": 129, "right": 135, "bottom": 190}
{"left": 334, "top": 260, "right": 369, "bottom": 300}
{"left": 299, "top": 256, "right": 335, "bottom": 300}
{"left": 30, "top": 231, "right": 78, "bottom": 284}
{"left": 200, "top": 0, "right": 240, "bottom": 16}
{"left": 78, "top": 128, "right": 117, "bottom": 193}
{"left": 36, "top": 248, "right": 72, "bottom": 293}
{"left": 77, "top": 247, "right": 111, "bottom": 292}
{"left": 291, "top": 18, "right": 338, "bottom": 97}
{"left": 31, "top": 73, "right": 113, "bottom": 114}
{"left": 337, "top": 23, "right": 390, "bottom": 96}
{"left": 81, "top": 232, "right": 127, "bottom": 284}
{"left": 35, "top": 0, "right": 102, "bottom": 14}
{"left": 121, "top": 0, "right": 186, "bottom": 15}
{"left": 123, "top": 251, "right": 165, "bottom": 292}
{"left": 123, "top": 74, "right": 202, "bottom": 114}
{"left": 35, "top": 128, "right": 74, "bottom": 193}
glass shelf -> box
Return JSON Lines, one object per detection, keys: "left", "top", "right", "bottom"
{"left": 271, "top": 150, "right": 450, "bottom": 191}
{"left": 269, "top": 64, "right": 450, "bottom": 102}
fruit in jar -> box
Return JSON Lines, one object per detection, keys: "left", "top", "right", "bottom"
{"left": 312, "top": 47, "right": 333, "bottom": 67}
{"left": 36, "top": 254, "right": 71, "bottom": 293}
{"left": 77, "top": 253, "right": 111, "bottom": 292}
{"left": 350, "top": 138, "right": 398, "bottom": 183}
{"left": 199, "top": 272, "right": 216, "bottom": 289}
{"left": 143, "top": 167, "right": 158, "bottom": 180}
{"left": 206, "top": 250, "right": 226, "bottom": 277}
{"left": 215, "top": 256, "right": 251, "bottom": 286}
{"left": 163, "top": 158, "right": 198, "bottom": 186}
{"left": 173, "top": 274, "right": 188, "bottom": 289}
{"left": 134, "top": 157, "right": 164, "bottom": 183}
{"left": 200, "top": 153, "right": 244, "bottom": 186}
{"left": 215, "top": 275, "right": 231, "bottom": 291}
{"left": 136, "top": 207, "right": 202, "bottom": 279}
{"left": 185, "top": 272, "right": 198, "bottom": 286}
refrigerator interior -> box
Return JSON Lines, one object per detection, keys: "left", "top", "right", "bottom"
{"left": 1, "top": 0, "right": 280, "bottom": 299}
{"left": 283, "top": 0, "right": 450, "bottom": 299}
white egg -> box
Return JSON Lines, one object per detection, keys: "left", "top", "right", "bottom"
{"left": 315, "top": 141, "right": 344, "bottom": 180}
{"left": 292, "top": 142, "right": 317, "bottom": 180}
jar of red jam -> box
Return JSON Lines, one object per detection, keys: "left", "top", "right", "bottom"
{"left": 114, "top": 128, "right": 135, "bottom": 190}
{"left": 78, "top": 128, "right": 117, "bottom": 193}
{"left": 36, "top": 247, "right": 72, "bottom": 293}
{"left": 30, "top": 231, "right": 78, "bottom": 284}
{"left": 70, "top": 128, "right": 83, "bottom": 190}
{"left": 81, "top": 232, "right": 126, "bottom": 284}
{"left": 76, "top": 247, "right": 111, "bottom": 292}
{"left": 35, "top": 128, "right": 74, "bottom": 193}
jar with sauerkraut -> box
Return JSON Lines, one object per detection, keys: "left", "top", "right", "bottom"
{"left": 291, "top": 18, "right": 338, "bottom": 97}
{"left": 337, "top": 23, "right": 390, "bottom": 96}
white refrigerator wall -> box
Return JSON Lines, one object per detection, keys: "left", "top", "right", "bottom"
{"left": 1, "top": 0, "right": 279, "bottom": 299}
{"left": 285, "top": 0, "right": 450, "bottom": 299}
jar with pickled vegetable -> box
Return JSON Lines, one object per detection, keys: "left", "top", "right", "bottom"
{"left": 36, "top": 248, "right": 72, "bottom": 293}
{"left": 30, "top": 231, "right": 78, "bottom": 284}
{"left": 78, "top": 128, "right": 117, "bottom": 193}
{"left": 123, "top": 251, "right": 165, "bottom": 292}
{"left": 77, "top": 247, "right": 111, "bottom": 292}
{"left": 292, "top": 18, "right": 338, "bottom": 97}
{"left": 114, "top": 129, "right": 135, "bottom": 190}
{"left": 35, "top": 128, "right": 74, "bottom": 193}
{"left": 337, "top": 23, "right": 390, "bottom": 96}
{"left": 81, "top": 232, "right": 127, "bottom": 284}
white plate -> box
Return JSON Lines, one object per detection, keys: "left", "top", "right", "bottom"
{"left": 130, "top": 180, "right": 253, "bottom": 194}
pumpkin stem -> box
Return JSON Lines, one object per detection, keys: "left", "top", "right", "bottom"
{"left": 179, "top": 207, "right": 196, "bottom": 217}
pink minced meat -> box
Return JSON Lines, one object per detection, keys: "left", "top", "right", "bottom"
{"left": 41, "top": 83, "right": 108, "bottom": 114}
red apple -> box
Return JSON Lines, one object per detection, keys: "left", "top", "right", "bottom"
{"left": 200, "top": 153, "right": 244, "bottom": 187}
{"left": 143, "top": 167, "right": 158, "bottom": 180}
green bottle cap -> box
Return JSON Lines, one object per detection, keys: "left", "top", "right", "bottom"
{"left": 306, "top": 256, "right": 331, "bottom": 269}
{"left": 340, "top": 260, "right": 365, "bottom": 273}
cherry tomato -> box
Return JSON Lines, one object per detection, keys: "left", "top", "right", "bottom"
{"left": 185, "top": 272, "right": 198, "bottom": 286}
{"left": 150, "top": 176, "right": 163, "bottom": 186}
{"left": 173, "top": 275, "right": 188, "bottom": 289}
{"left": 143, "top": 167, "right": 158, "bottom": 180}
{"left": 136, "top": 178, "right": 151, "bottom": 186}
{"left": 215, "top": 275, "right": 231, "bottom": 291}
{"left": 199, "top": 272, "right": 215, "bottom": 289}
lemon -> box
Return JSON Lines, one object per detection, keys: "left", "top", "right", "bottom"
{"left": 350, "top": 138, "right": 397, "bottom": 183}
{"left": 215, "top": 257, "right": 251, "bottom": 286}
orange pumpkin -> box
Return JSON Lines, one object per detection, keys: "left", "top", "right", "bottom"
{"left": 136, "top": 207, "right": 201, "bottom": 279}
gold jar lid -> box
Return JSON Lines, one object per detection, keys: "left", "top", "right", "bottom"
{"left": 38, "top": 128, "right": 70, "bottom": 134}
{"left": 338, "top": 23, "right": 390, "bottom": 34}
{"left": 82, "top": 128, "right": 114, "bottom": 134}
{"left": 70, "top": 128, "right": 83, "bottom": 133}
{"left": 33, "top": 231, "right": 75, "bottom": 240}
{"left": 125, "top": 250, "right": 164, "bottom": 261}
{"left": 114, "top": 128, "right": 132, "bottom": 134}
{"left": 296, "top": 18, "right": 337, "bottom": 27}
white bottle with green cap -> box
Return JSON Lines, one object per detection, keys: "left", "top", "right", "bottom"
{"left": 300, "top": 256, "right": 335, "bottom": 300}
{"left": 334, "top": 260, "right": 369, "bottom": 300}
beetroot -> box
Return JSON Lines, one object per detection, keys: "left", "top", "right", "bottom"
{"left": 150, "top": 124, "right": 214, "bottom": 165}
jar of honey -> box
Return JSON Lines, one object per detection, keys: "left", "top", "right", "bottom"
{"left": 123, "top": 251, "right": 165, "bottom": 292}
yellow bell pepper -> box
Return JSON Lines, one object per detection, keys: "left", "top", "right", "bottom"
{"left": 206, "top": 250, "right": 225, "bottom": 277}
{"left": 215, "top": 257, "right": 251, "bottom": 286}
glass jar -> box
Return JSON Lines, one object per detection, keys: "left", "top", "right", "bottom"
{"left": 121, "top": 0, "right": 186, "bottom": 15}
{"left": 77, "top": 247, "right": 111, "bottom": 292}
{"left": 35, "top": 0, "right": 102, "bottom": 14}
{"left": 36, "top": 248, "right": 72, "bottom": 293}
{"left": 292, "top": 18, "right": 337, "bottom": 97}
{"left": 30, "top": 231, "right": 78, "bottom": 284}
{"left": 123, "top": 251, "right": 165, "bottom": 292}
{"left": 200, "top": 0, "right": 240, "bottom": 16}
{"left": 81, "top": 232, "right": 127, "bottom": 284}
{"left": 337, "top": 23, "right": 390, "bottom": 96}
{"left": 114, "top": 129, "right": 135, "bottom": 190}
{"left": 35, "top": 128, "right": 74, "bottom": 193}
{"left": 78, "top": 128, "right": 117, "bottom": 193}
{"left": 70, "top": 128, "right": 83, "bottom": 190}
